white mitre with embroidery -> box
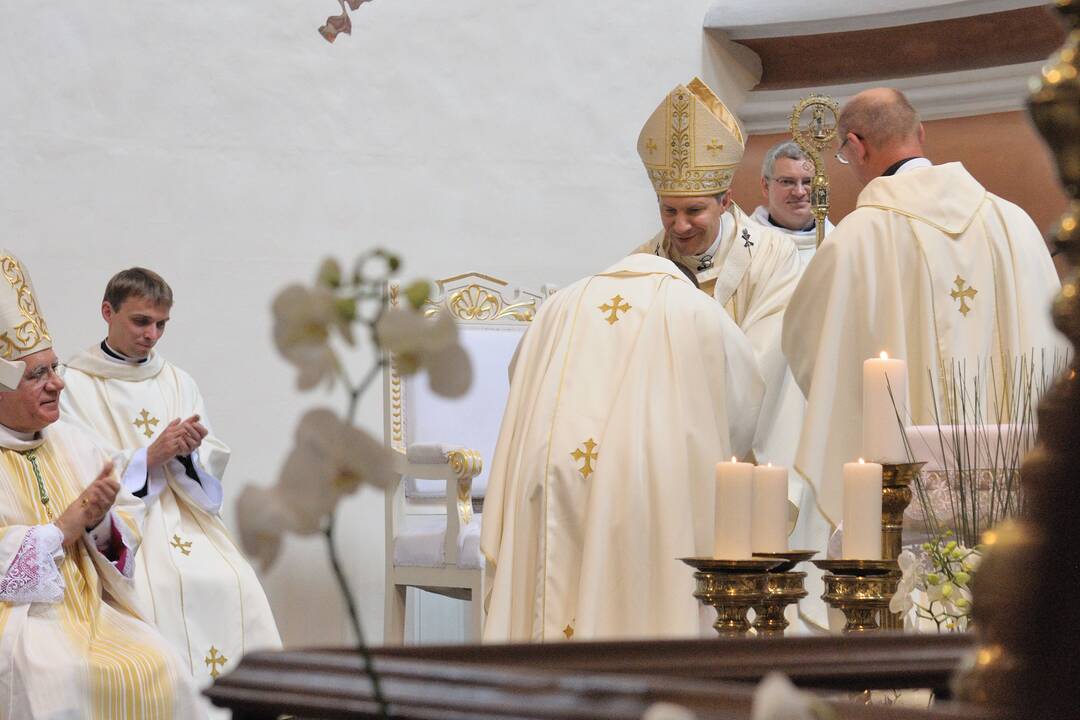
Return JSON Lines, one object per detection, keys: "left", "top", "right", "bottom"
{"left": 637, "top": 77, "right": 745, "bottom": 196}
{"left": 0, "top": 251, "right": 52, "bottom": 391}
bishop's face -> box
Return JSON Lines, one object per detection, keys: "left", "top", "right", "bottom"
{"left": 0, "top": 349, "right": 65, "bottom": 432}
{"left": 102, "top": 295, "right": 171, "bottom": 360}
{"left": 659, "top": 194, "right": 729, "bottom": 258}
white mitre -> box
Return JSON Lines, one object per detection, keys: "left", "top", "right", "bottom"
{"left": 637, "top": 77, "right": 745, "bottom": 196}
{"left": 0, "top": 250, "right": 52, "bottom": 391}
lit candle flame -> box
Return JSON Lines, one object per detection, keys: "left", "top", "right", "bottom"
{"left": 858, "top": 458, "right": 865, "bottom": 464}
{"left": 879, "top": 351, "right": 888, "bottom": 360}
{"left": 731, "top": 456, "right": 737, "bottom": 463}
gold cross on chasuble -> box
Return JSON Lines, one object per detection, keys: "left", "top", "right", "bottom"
{"left": 170, "top": 534, "right": 193, "bottom": 556}
{"left": 950, "top": 275, "right": 978, "bottom": 317}
{"left": 598, "top": 295, "right": 631, "bottom": 325}
{"left": 204, "top": 646, "right": 228, "bottom": 678}
{"left": 133, "top": 409, "right": 160, "bottom": 439}
{"left": 571, "top": 439, "right": 598, "bottom": 480}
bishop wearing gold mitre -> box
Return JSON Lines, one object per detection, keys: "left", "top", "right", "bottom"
{"left": 481, "top": 254, "right": 764, "bottom": 641}
{"left": 632, "top": 78, "right": 801, "bottom": 471}
{"left": 0, "top": 251, "right": 204, "bottom": 718}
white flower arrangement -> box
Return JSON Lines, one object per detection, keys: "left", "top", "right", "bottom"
{"left": 889, "top": 532, "right": 982, "bottom": 632}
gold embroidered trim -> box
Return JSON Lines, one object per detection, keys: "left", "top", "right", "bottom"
{"left": 645, "top": 87, "right": 737, "bottom": 196}
{"left": 0, "top": 255, "right": 51, "bottom": 360}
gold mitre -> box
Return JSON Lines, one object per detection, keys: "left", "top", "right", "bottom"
{"left": 0, "top": 250, "right": 52, "bottom": 392}
{"left": 637, "top": 77, "right": 745, "bottom": 196}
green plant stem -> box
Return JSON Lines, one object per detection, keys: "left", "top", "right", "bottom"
{"left": 324, "top": 516, "right": 390, "bottom": 719}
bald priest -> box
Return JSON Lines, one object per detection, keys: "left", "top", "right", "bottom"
{"left": 0, "top": 251, "right": 204, "bottom": 718}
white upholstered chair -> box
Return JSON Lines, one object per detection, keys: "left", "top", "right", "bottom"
{"left": 383, "top": 272, "right": 553, "bottom": 644}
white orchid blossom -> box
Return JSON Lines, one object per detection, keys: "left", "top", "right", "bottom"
{"left": 375, "top": 308, "right": 472, "bottom": 397}
{"left": 889, "top": 536, "right": 980, "bottom": 632}
{"left": 236, "top": 408, "right": 397, "bottom": 570}
{"left": 272, "top": 283, "right": 350, "bottom": 390}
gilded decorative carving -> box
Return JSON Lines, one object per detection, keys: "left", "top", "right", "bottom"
{"left": 0, "top": 255, "right": 51, "bottom": 360}
{"left": 426, "top": 284, "right": 536, "bottom": 322}
{"left": 448, "top": 448, "right": 482, "bottom": 527}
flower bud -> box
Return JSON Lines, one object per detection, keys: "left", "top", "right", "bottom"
{"left": 317, "top": 258, "right": 343, "bottom": 288}
{"left": 940, "top": 582, "right": 955, "bottom": 598}
{"left": 404, "top": 280, "right": 432, "bottom": 309}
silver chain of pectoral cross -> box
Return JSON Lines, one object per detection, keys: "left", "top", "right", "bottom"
{"left": 20, "top": 450, "right": 55, "bottom": 521}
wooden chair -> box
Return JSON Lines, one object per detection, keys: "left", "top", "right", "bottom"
{"left": 382, "top": 272, "right": 553, "bottom": 644}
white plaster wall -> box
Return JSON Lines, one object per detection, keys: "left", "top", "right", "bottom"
{"left": 1, "top": 0, "right": 755, "bottom": 646}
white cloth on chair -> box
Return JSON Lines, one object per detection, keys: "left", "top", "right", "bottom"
{"left": 393, "top": 517, "right": 482, "bottom": 569}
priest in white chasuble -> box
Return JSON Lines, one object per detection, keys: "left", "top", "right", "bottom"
{"left": 59, "top": 268, "right": 280, "bottom": 689}
{"left": 0, "top": 251, "right": 204, "bottom": 719}
{"left": 784, "top": 88, "right": 1067, "bottom": 536}
{"left": 631, "top": 78, "right": 800, "bottom": 471}
{"left": 481, "top": 254, "right": 764, "bottom": 642}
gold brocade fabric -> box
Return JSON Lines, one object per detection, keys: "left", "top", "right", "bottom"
{"left": 0, "top": 252, "right": 51, "bottom": 362}
{"left": 0, "top": 438, "right": 188, "bottom": 719}
{"left": 637, "top": 77, "right": 745, "bottom": 196}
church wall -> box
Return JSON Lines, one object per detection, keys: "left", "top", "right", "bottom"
{"left": 1, "top": 1, "right": 757, "bottom": 646}
{"left": 730, "top": 110, "right": 1068, "bottom": 240}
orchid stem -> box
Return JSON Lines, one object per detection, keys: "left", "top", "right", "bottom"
{"left": 324, "top": 515, "right": 390, "bottom": 719}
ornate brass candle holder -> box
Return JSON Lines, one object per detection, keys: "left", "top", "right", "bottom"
{"left": 750, "top": 550, "right": 817, "bottom": 637}
{"left": 680, "top": 558, "right": 780, "bottom": 638}
{"left": 813, "top": 559, "right": 900, "bottom": 634}
{"left": 878, "top": 462, "right": 924, "bottom": 630}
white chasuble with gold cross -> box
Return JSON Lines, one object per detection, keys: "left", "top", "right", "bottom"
{"left": 633, "top": 203, "right": 801, "bottom": 468}
{"left": 481, "top": 254, "right": 764, "bottom": 642}
{"left": 783, "top": 162, "right": 1067, "bottom": 532}
{"left": 59, "top": 345, "right": 280, "bottom": 690}
{"left": 0, "top": 420, "right": 204, "bottom": 719}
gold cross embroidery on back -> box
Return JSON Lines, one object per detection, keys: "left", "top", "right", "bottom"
{"left": 170, "top": 534, "right": 193, "bottom": 556}
{"left": 134, "top": 409, "right": 160, "bottom": 439}
{"left": 571, "top": 439, "right": 598, "bottom": 480}
{"left": 950, "top": 275, "right": 977, "bottom": 317}
{"left": 705, "top": 138, "right": 723, "bottom": 152}
{"left": 204, "top": 646, "right": 228, "bottom": 678}
{"left": 598, "top": 295, "right": 631, "bottom": 325}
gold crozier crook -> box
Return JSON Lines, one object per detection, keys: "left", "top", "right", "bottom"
{"left": 789, "top": 94, "right": 840, "bottom": 248}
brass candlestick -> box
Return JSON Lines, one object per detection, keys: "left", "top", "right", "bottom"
{"left": 789, "top": 94, "right": 840, "bottom": 247}
{"left": 751, "top": 550, "right": 817, "bottom": 637}
{"left": 878, "top": 461, "right": 925, "bottom": 630}
{"left": 813, "top": 559, "right": 900, "bottom": 633}
{"left": 681, "top": 558, "right": 781, "bottom": 638}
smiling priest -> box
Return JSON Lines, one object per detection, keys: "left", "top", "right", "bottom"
{"left": 481, "top": 254, "right": 764, "bottom": 641}
{"left": 0, "top": 251, "right": 203, "bottom": 718}
{"left": 59, "top": 268, "right": 280, "bottom": 691}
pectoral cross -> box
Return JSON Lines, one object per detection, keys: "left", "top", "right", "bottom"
{"left": 571, "top": 439, "right": 598, "bottom": 481}
{"left": 134, "top": 409, "right": 159, "bottom": 439}
{"left": 170, "top": 534, "right": 193, "bottom": 556}
{"left": 598, "top": 295, "right": 631, "bottom": 325}
{"left": 742, "top": 228, "right": 754, "bottom": 249}
{"left": 204, "top": 646, "right": 228, "bottom": 679}
{"left": 950, "top": 275, "right": 978, "bottom": 317}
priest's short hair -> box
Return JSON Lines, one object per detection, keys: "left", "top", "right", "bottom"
{"left": 837, "top": 88, "right": 920, "bottom": 149}
{"left": 761, "top": 141, "right": 810, "bottom": 180}
{"left": 103, "top": 267, "right": 173, "bottom": 310}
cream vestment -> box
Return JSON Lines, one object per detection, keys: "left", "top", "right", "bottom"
{"left": 481, "top": 254, "right": 764, "bottom": 641}
{"left": 784, "top": 161, "right": 1067, "bottom": 529}
{"left": 60, "top": 345, "right": 281, "bottom": 688}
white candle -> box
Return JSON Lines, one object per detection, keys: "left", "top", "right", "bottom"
{"left": 862, "top": 351, "right": 908, "bottom": 463}
{"left": 751, "top": 463, "right": 789, "bottom": 553}
{"left": 714, "top": 458, "right": 753, "bottom": 559}
{"left": 842, "top": 458, "right": 883, "bottom": 559}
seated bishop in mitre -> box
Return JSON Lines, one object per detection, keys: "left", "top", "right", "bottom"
{"left": 0, "top": 251, "right": 204, "bottom": 718}
{"left": 481, "top": 254, "right": 764, "bottom": 642}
